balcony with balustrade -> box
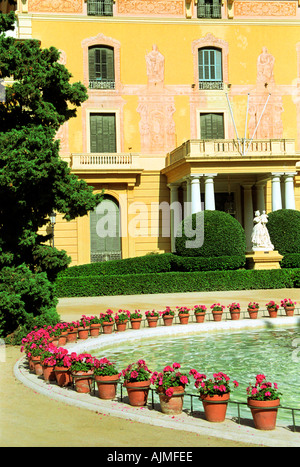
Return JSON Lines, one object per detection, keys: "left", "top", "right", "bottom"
{"left": 166, "top": 139, "right": 297, "bottom": 165}
{"left": 164, "top": 138, "right": 299, "bottom": 181}
{"left": 70, "top": 152, "right": 143, "bottom": 186}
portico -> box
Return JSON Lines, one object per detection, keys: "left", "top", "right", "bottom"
{"left": 163, "top": 139, "right": 299, "bottom": 252}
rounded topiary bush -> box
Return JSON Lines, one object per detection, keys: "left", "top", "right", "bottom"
{"left": 175, "top": 210, "right": 246, "bottom": 257}
{"left": 267, "top": 209, "right": 300, "bottom": 255}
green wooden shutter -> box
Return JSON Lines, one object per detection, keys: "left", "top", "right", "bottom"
{"left": 90, "top": 113, "right": 116, "bottom": 153}
{"left": 88, "top": 47, "right": 96, "bottom": 81}
{"left": 90, "top": 113, "right": 98, "bottom": 152}
{"left": 212, "top": 0, "right": 221, "bottom": 17}
{"left": 106, "top": 47, "right": 114, "bottom": 81}
{"left": 200, "top": 113, "right": 224, "bottom": 139}
{"left": 199, "top": 48, "right": 222, "bottom": 82}
{"left": 89, "top": 46, "right": 114, "bottom": 82}
{"left": 103, "top": 0, "right": 113, "bottom": 16}
{"left": 214, "top": 49, "right": 222, "bottom": 81}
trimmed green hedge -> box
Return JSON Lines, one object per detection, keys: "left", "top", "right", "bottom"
{"left": 267, "top": 209, "right": 300, "bottom": 255}
{"left": 58, "top": 252, "right": 245, "bottom": 278}
{"left": 58, "top": 253, "right": 172, "bottom": 277}
{"left": 55, "top": 268, "right": 300, "bottom": 298}
{"left": 175, "top": 211, "right": 246, "bottom": 257}
{"left": 281, "top": 253, "right": 300, "bottom": 269}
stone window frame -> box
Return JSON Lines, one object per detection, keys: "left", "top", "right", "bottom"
{"left": 192, "top": 33, "right": 229, "bottom": 88}
{"left": 82, "top": 33, "right": 122, "bottom": 92}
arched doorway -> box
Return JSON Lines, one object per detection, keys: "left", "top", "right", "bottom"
{"left": 90, "top": 195, "right": 121, "bottom": 262}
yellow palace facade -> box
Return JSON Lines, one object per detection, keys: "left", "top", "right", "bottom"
{"left": 7, "top": 0, "right": 300, "bottom": 265}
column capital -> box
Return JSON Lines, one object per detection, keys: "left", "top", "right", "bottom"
{"left": 167, "top": 183, "right": 180, "bottom": 189}
{"left": 255, "top": 180, "right": 267, "bottom": 186}
{"left": 204, "top": 173, "right": 218, "bottom": 178}
{"left": 271, "top": 172, "right": 284, "bottom": 177}
{"left": 283, "top": 172, "right": 297, "bottom": 177}
{"left": 189, "top": 174, "right": 204, "bottom": 181}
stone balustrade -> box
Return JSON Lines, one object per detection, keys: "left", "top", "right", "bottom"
{"left": 71, "top": 153, "right": 140, "bottom": 170}
{"left": 166, "top": 139, "right": 296, "bottom": 166}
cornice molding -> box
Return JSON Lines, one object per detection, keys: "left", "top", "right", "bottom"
{"left": 18, "top": 13, "right": 300, "bottom": 26}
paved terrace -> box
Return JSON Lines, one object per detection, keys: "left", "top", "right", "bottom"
{"left": 12, "top": 288, "right": 300, "bottom": 448}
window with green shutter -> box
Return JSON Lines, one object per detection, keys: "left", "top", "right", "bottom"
{"left": 90, "top": 196, "right": 121, "bottom": 262}
{"left": 197, "top": 0, "right": 221, "bottom": 18}
{"left": 87, "top": 0, "right": 113, "bottom": 17}
{"left": 90, "top": 113, "right": 116, "bottom": 153}
{"left": 198, "top": 47, "right": 223, "bottom": 90}
{"left": 200, "top": 113, "right": 224, "bottom": 139}
{"left": 88, "top": 46, "right": 115, "bottom": 89}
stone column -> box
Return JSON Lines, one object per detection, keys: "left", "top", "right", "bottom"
{"left": 184, "top": 178, "right": 191, "bottom": 218}
{"left": 256, "top": 183, "right": 266, "bottom": 213}
{"left": 168, "top": 184, "right": 181, "bottom": 252}
{"left": 204, "top": 174, "right": 217, "bottom": 210}
{"left": 271, "top": 173, "right": 283, "bottom": 211}
{"left": 283, "top": 172, "right": 297, "bottom": 210}
{"left": 190, "top": 175, "right": 203, "bottom": 214}
{"left": 243, "top": 184, "right": 254, "bottom": 251}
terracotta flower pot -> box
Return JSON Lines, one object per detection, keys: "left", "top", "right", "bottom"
{"left": 179, "top": 313, "right": 190, "bottom": 325}
{"left": 58, "top": 334, "right": 67, "bottom": 346}
{"left": 247, "top": 398, "right": 280, "bottom": 430}
{"left": 54, "top": 366, "right": 73, "bottom": 387}
{"left": 147, "top": 317, "right": 158, "bottom": 328}
{"left": 158, "top": 386, "right": 185, "bottom": 415}
{"left": 248, "top": 308, "right": 258, "bottom": 319}
{"left": 201, "top": 393, "right": 230, "bottom": 422}
{"left": 28, "top": 357, "right": 35, "bottom": 373}
{"left": 195, "top": 312, "right": 206, "bottom": 323}
{"left": 212, "top": 311, "right": 223, "bottom": 322}
{"left": 116, "top": 320, "right": 127, "bottom": 332}
{"left": 285, "top": 306, "right": 295, "bottom": 317}
{"left": 267, "top": 307, "right": 278, "bottom": 318}
{"left": 78, "top": 327, "right": 90, "bottom": 339}
{"left": 31, "top": 356, "right": 43, "bottom": 376}
{"left": 230, "top": 309, "right": 240, "bottom": 320}
{"left": 72, "top": 370, "right": 94, "bottom": 393}
{"left": 90, "top": 323, "right": 101, "bottom": 337}
{"left": 130, "top": 318, "right": 142, "bottom": 330}
{"left": 101, "top": 321, "right": 114, "bottom": 334}
{"left": 66, "top": 330, "right": 78, "bottom": 343}
{"left": 124, "top": 380, "right": 150, "bottom": 406}
{"left": 42, "top": 364, "right": 56, "bottom": 383}
{"left": 163, "top": 315, "right": 174, "bottom": 326}
{"left": 50, "top": 337, "right": 59, "bottom": 347}
{"left": 95, "top": 374, "right": 119, "bottom": 400}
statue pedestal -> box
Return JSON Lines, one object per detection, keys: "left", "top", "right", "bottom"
{"left": 246, "top": 250, "right": 283, "bottom": 270}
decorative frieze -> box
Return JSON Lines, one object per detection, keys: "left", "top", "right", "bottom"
{"left": 117, "top": 0, "right": 184, "bottom": 16}
{"left": 28, "top": 0, "right": 83, "bottom": 13}
{"left": 234, "top": 1, "right": 297, "bottom": 17}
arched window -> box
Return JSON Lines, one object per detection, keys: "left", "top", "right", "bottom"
{"left": 90, "top": 196, "right": 121, "bottom": 262}
{"left": 198, "top": 47, "right": 223, "bottom": 90}
{"left": 88, "top": 46, "right": 115, "bottom": 89}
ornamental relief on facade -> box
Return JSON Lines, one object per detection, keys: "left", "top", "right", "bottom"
{"left": 137, "top": 45, "right": 176, "bottom": 153}
{"left": 28, "top": 0, "right": 83, "bottom": 13}
{"left": 117, "top": 0, "right": 184, "bottom": 16}
{"left": 234, "top": 1, "right": 297, "bottom": 17}
{"left": 248, "top": 48, "right": 283, "bottom": 140}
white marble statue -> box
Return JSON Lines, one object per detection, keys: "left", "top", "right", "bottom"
{"left": 251, "top": 210, "right": 274, "bottom": 251}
